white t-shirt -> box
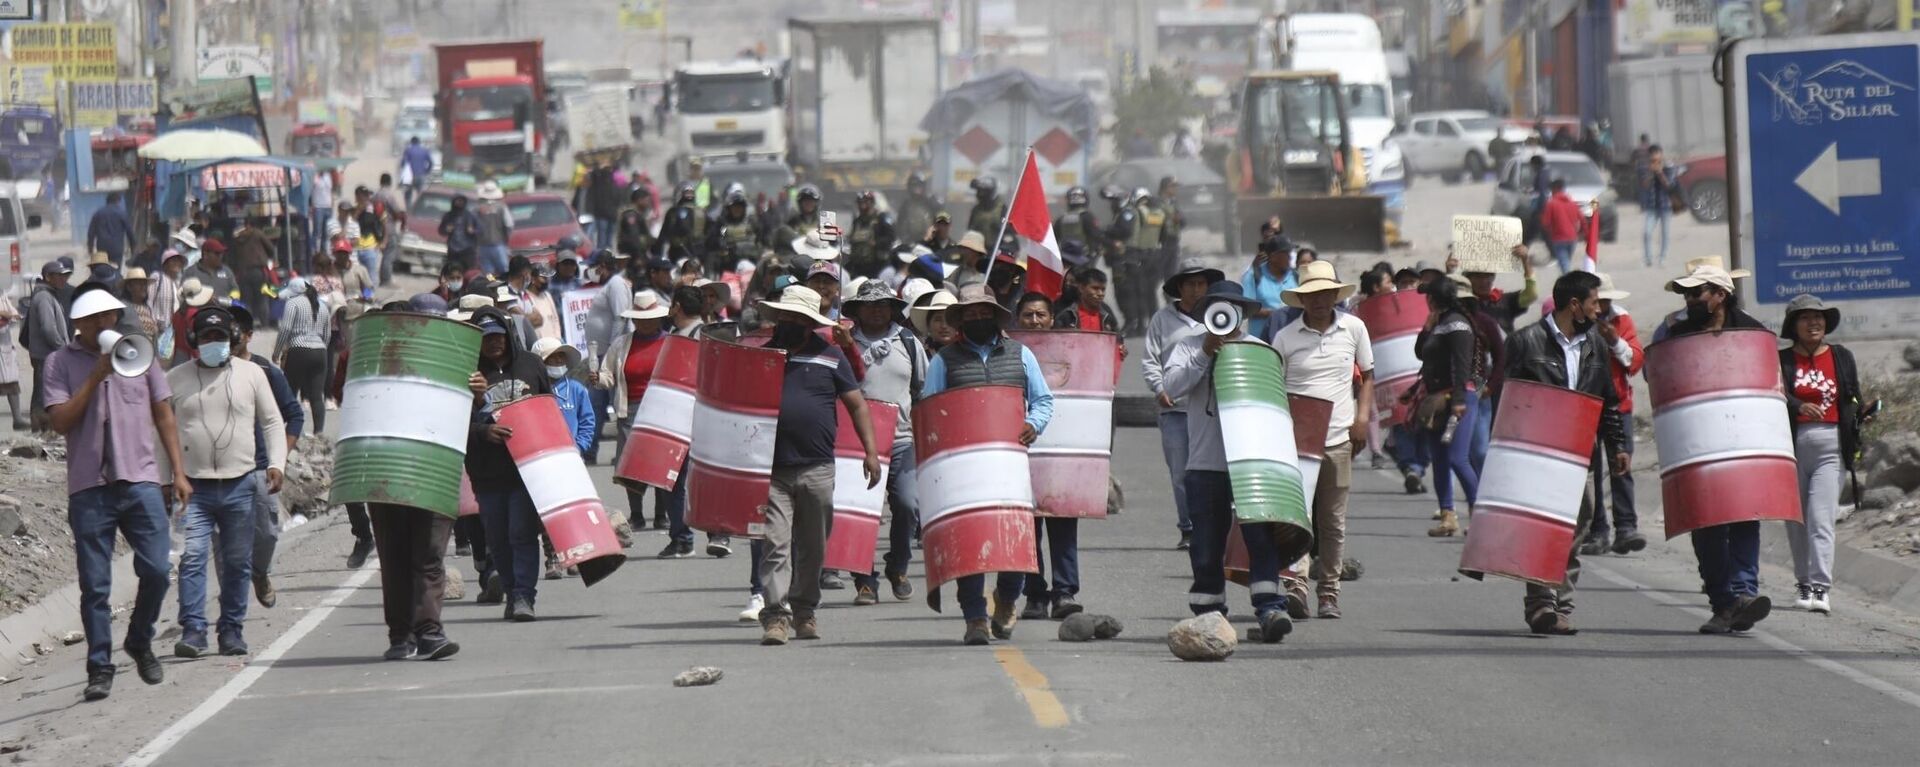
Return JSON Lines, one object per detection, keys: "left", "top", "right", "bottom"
{"left": 1273, "top": 311, "right": 1373, "bottom": 447}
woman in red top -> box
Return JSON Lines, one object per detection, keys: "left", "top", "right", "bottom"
{"left": 597, "top": 290, "right": 676, "bottom": 549}
{"left": 1778, "top": 295, "right": 1864, "bottom": 615}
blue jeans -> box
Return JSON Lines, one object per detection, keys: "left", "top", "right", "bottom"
{"left": 1426, "top": 389, "right": 1482, "bottom": 511}
{"left": 1393, "top": 422, "right": 1428, "bottom": 475}
{"left": 1642, "top": 207, "right": 1670, "bottom": 266}
{"left": 356, "top": 247, "right": 382, "bottom": 280}
{"left": 1185, "top": 469, "right": 1286, "bottom": 618}
{"left": 69, "top": 482, "right": 171, "bottom": 670}
{"left": 749, "top": 539, "right": 767, "bottom": 596}
{"left": 857, "top": 441, "right": 920, "bottom": 589}
{"left": 1549, "top": 241, "right": 1575, "bottom": 274}
{"left": 178, "top": 474, "right": 260, "bottom": 637}
{"left": 1469, "top": 391, "right": 1496, "bottom": 476}
{"left": 478, "top": 243, "right": 511, "bottom": 277}
{"left": 1589, "top": 426, "right": 1639, "bottom": 535}
{"left": 1014, "top": 517, "right": 1080, "bottom": 600}
{"left": 1158, "top": 411, "right": 1193, "bottom": 532}
{"left": 629, "top": 464, "right": 690, "bottom": 544}
{"left": 587, "top": 387, "right": 612, "bottom": 462}
{"left": 475, "top": 482, "right": 542, "bottom": 603}
{"left": 592, "top": 218, "right": 615, "bottom": 251}
{"left": 1691, "top": 521, "right": 1760, "bottom": 612}
{"left": 251, "top": 470, "right": 281, "bottom": 575}
{"left": 956, "top": 570, "right": 1031, "bottom": 621}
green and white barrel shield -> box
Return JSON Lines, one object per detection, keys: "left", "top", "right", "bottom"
{"left": 1214, "top": 341, "right": 1311, "bottom": 556}
{"left": 331, "top": 312, "right": 482, "bottom": 519}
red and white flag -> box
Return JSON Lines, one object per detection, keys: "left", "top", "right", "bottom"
{"left": 1007, "top": 150, "right": 1065, "bottom": 299}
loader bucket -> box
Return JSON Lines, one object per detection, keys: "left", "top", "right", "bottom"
{"left": 1236, "top": 195, "right": 1387, "bottom": 253}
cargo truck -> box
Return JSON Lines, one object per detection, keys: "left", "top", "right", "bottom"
{"left": 668, "top": 60, "right": 786, "bottom": 181}
{"left": 433, "top": 39, "right": 550, "bottom": 190}
{"left": 786, "top": 17, "right": 940, "bottom": 205}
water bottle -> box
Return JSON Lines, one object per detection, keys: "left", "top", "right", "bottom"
{"left": 1441, "top": 413, "right": 1459, "bottom": 446}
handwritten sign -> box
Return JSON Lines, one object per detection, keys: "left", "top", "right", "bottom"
{"left": 199, "top": 163, "right": 302, "bottom": 190}
{"left": 561, "top": 288, "right": 598, "bottom": 352}
{"left": 1451, "top": 215, "right": 1523, "bottom": 274}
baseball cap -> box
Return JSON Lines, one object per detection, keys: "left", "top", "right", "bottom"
{"left": 192, "top": 306, "right": 234, "bottom": 337}
{"left": 475, "top": 314, "right": 509, "bottom": 337}
{"left": 806, "top": 260, "right": 842, "bottom": 282}
{"left": 43, "top": 256, "right": 74, "bottom": 276}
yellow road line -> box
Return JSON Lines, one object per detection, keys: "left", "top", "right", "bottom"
{"left": 993, "top": 646, "right": 1071, "bottom": 729}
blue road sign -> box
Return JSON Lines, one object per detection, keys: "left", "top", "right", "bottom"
{"left": 1731, "top": 34, "right": 1920, "bottom": 305}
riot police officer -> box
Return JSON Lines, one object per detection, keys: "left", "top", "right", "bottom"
{"left": 1107, "top": 187, "right": 1167, "bottom": 336}
{"left": 846, "top": 190, "right": 897, "bottom": 279}
{"left": 660, "top": 182, "right": 707, "bottom": 261}
{"left": 1053, "top": 185, "right": 1101, "bottom": 271}
{"left": 922, "top": 211, "right": 955, "bottom": 255}
{"left": 967, "top": 177, "right": 1007, "bottom": 245}
{"left": 776, "top": 184, "right": 824, "bottom": 253}
{"left": 1156, "top": 175, "right": 1187, "bottom": 288}
{"left": 895, "top": 171, "right": 945, "bottom": 245}
{"left": 615, "top": 188, "right": 656, "bottom": 259}
{"left": 707, "top": 188, "right": 765, "bottom": 274}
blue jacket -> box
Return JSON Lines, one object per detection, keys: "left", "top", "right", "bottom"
{"left": 552, "top": 376, "right": 598, "bottom": 455}
{"left": 401, "top": 143, "right": 434, "bottom": 180}
{"left": 86, "top": 204, "right": 135, "bottom": 260}
{"left": 921, "top": 336, "right": 1054, "bottom": 433}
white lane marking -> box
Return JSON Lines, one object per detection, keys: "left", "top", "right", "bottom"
{"left": 1589, "top": 564, "right": 1920, "bottom": 710}
{"left": 404, "top": 683, "right": 653, "bottom": 701}
{"left": 121, "top": 565, "right": 379, "bottom": 767}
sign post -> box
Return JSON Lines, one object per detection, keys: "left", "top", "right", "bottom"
{"left": 1728, "top": 32, "right": 1920, "bottom": 337}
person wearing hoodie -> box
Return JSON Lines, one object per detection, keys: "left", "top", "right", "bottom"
{"left": 533, "top": 338, "right": 597, "bottom": 462}
{"left": 466, "top": 306, "right": 552, "bottom": 623}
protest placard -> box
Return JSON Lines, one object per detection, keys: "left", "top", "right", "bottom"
{"left": 1451, "top": 215, "right": 1523, "bottom": 273}
{"left": 561, "top": 288, "right": 598, "bottom": 352}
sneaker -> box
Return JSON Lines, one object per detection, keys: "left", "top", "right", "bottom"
{"left": 1809, "top": 588, "right": 1831, "bottom": 615}
{"left": 415, "top": 633, "right": 460, "bottom": 660}
{"left": 1258, "top": 610, "right": 1293, "bottom": 644}
{"left": 793, "top": 616, "right": 821, "bottom": 640}
{"left": 1404, "top": 471, "right": 1427, "bottom": 495}
{"left": 761, "top": 615, "right": 792, "bottom": 645}
{"left": 1793, "top": 583, "right": 1814, "bottom": 610}
{"left": 346, "top": 537, "right": 375, "bottom": 569}
{"left": 1019, "top": 597, "right": 1050, "bottom": 621}
{"left": 174, "top": 631, "right": 208, "bottom": 659}
{"left": 657, "top": 540, "right": 693, "bottom": 559}
{"left": 1049, "top": 594, "right": 1085, "bottom": 620}
{"left": 1175, "top": 531, "right": 1192, "bottom": 550}
{"left": 253, "top": 574, "right": 277, "bottom": 608}
{"left": 854, "top": 585, "right": 879, "bottom": 606}
{"left": 990, "top": 598, "right": 1017, "bottom": 639}
{"left": 383, "top": 641, "right": 418, "bottom": 661}
{"left": 1317, "top": 596, "right": 1342, "bottom": 620}
{"left": 544, "top": 558, "right": 564, "bottom": 580}
{"left": 1285, "top": 595, "right": 1309, "bottom": 621}
{"left": 1369, "top": 453, "right": 1388, "bottom": 470}
{"left": 475, "top": 572, "right": 504, "bottom": 604}
{"left": 1611, "top": 530, "right": 1648, "bottom": 554}
{"left": 1428, "top": 510, "right": 1459, "bottom": 537}
{"left": 887, "top": 572, "right": 914, "bottom": 601}
{"left": 1729, "top": 595, "right": 1772, "bottom": 631}
{"left": 1527, "top": 610, "right": 1578, "bottom": 636}
{"left": 706, "top": 536, "right": 733, "bottom": 558}
{"left": 740, "top": 594, "right": 766, "bottom": 623}
{"left": 83, "top": 668, "right": 114, "bottom": 702}
{"left": 1578, "top": 531, "right": 1611, "bottom": 557}
{"left": 128, "top": 647, "right": 164, "bottom": 685}
{"left": 218, "top": 631, "right": 249, "bottom": 656}
{"left": 613, "top": 520, "right": 635, "bottom": 548}
{"left": 1699, "top": 610, "right": 1735, "bottom": 635}
{"left": 820, "top": 571, "right": 848, "bottom": 590}
{"left": 963, "top": 618, "right": 992, "bottom": 646}
{"left": 509, "top": 597, "right": 537, "bottom": 623}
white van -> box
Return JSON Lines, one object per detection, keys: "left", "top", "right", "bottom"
{"left": 0, "top": 188, "right": 41, "bottom": 299}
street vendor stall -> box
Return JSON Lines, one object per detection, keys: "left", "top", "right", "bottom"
{"left": 156, "top": 154, "right": 317, "bottom": 307}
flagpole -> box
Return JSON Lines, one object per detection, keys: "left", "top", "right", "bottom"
{"left": 981, "top": 147, "right": 1032, "bottom": 286}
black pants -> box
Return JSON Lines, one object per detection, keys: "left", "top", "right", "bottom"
{"left": 283, "top": 347, "right": 329, "bottom": 432}
{"left": 369, "top": 504, "right": 454, "bottom": 645}
{"left": 347, "top": 502, "right": 373, "bottom": 542}
{"left": 1113, "top": 249, "right": 1157, "bottom": 332}
{"left": 28, "top": 355, "right": 48, "bottom": 429}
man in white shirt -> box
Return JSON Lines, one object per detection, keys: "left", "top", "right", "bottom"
{"left": 1272, "top": 261, "right": 1373, "bottom": 619}
{"left": 1142, "top": 259, "right": 1221, "bottom": 551}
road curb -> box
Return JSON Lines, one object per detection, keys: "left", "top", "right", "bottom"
{"left": 1758, "top": 522, "right": 1920, "bottom": 615}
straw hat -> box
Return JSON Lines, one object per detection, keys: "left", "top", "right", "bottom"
{"left": 122, "top": 267, "right": 152, "bottom": 283}
{"left": 1280, "top": 260, "right": 1358, "bottom": 308}
{"left": 180, "top": 278, "right": 215, "bottom": 307}
{"left": 476, "top": 180, "right": 504, "bottom": 201}
{"left": 757, "top": 284, "right": 834, "bottom": 327}
{"left": 530, "top": 337, "right": 582, "bottom": 367}
{"left": 944, "top": 283, "right": 1010, "bottom": 323}
{"left": 1594, "top": 272, "right": 1629, "bottom": 301}
{"left": 622, "top": 290, "right": 669, "bottom": 320}
{"left": 954, "top": 230, "right": 989, "bottom": 259}
{"left": 909, "top": 289, "right": 957, "bottom": 336}
{"left": 88, "top": 251, "right": 112, "bottom": 266}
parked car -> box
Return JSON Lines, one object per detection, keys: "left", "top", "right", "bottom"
{"left": 1675, "top": 154, "right": 1727, "bottom": 223}
{"left": 396, "top": 186, "right": 587, "bottom": 275}
{"left": 0, "top": 187, "right": 43, "bottom": 298}
{"left": 1490, "top": 149, "right": 1618, "bottom": 243}
{"left": 1089, "top": 158, "right": 1229, "bottom": 236}
{"left": 1394, "top": 110, "right": 1529, "bottom": 182}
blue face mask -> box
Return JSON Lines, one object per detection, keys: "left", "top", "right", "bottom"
{"left": 197, "top": 341, "right": 231, "bottom": 367}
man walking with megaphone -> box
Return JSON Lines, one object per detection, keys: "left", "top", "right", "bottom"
{"left": 43, "top": 283, "right": 192, "bottom": 702}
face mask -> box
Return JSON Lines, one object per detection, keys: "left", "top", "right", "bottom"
{"left": 545, "top": 365, "right": 569, "bottom": 380}
{"left": 197, "top": 341, "right": 231, "bottom": 367}
{"left": 1571, "top": 315, "right": 1596, "bottom": 335}
{"left": 962, "top": 318, "right": 999, "bottom": 345}
{"left": 1685, "top": 302, "right": 1710, "bottom": 323}
{"left": 448, "top": 280, "right": 464, "bottom": 292}
{"left": 770, "top": 322, "right": 811, "bottom": 349}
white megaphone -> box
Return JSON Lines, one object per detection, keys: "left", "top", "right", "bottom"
{"left": 1203, "top": 302, "right": 1243, "bottom": 337}
{"left": 96, "top": 330, "right": 155, "bottom": 378}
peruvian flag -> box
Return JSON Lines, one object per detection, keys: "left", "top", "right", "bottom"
{"left": 1007, "top": 150, "right": 1065, "bottom": 299}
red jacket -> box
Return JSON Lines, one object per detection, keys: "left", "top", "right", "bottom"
{"left": 1604, "top": 310, "right": 1644, "bottom": 413}
{"left": 1541, "top": 191, "right": 1583, "bottom": 243}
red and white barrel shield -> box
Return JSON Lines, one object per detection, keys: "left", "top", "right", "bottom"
{"left": 1458, "top": 380, "right": 1601, "bottom": 586}
{"left": 496, "top": 395, "right": 627, "bottom": 587}
{"left": 914, "top": 384, "right": 1038, "bottom": 590}
{"left": 822, "top": 401, "right": 899, "bottom": 574}
{"left": 1647, "top": 328, "right": 1801, "bottom": 537}
{"left": 1226, "top": 395, "right": 1333, "bottom": 585}
{"left": 686, "top": 337, "right": 786, "bottom": 538}
{"left": 1010, "top": 330, "right": 1118, "bottom": 519}
{"left": 616, "top": 334, "right": 701, "bottom": 491}
{"left": 1355, "top": 290, "right": 1427, "bottom": 427}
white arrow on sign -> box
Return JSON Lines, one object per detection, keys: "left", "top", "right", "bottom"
{"left": 1794, "top": 142, "right": 1881, "bottom": 216}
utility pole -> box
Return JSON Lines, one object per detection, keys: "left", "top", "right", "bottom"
{"left": 1524, "top": 1, "right": 1540, "bottom": 117}
{"left": 172, "top": 0, "right": 199, "bottom": 90}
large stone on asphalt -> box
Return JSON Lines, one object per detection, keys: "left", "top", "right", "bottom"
{"left": 1059, "top": 613, "right": 1100, "bottom": 642}
{"left": 673, "top": 667, "right": 724, "bottom": 687}
{"left": 1167, "top": 613, "right": 1236, "bottom": 662}
{"left": 1092, "top": 614, "right": 1124, "bottom": 639}
{"left": 443, "top": 567, "right": 466, "bottom": 601}
{"left": 1865, "top": 432, "right": 1920, "bottom": 492}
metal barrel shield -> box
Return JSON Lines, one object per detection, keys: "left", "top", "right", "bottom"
{"left": 332, "top": 312, "right": 480, "bottom": 518}
{"left": 914, "top": 385, "right": 1038, "bottom": 590}
{"left": 1458, "top": 380, "right": 1601, "bottom": 586}
{"left": 1010, "top": 330, "right": 1118, "bottom": 519}
{"left": 496, "top": 395, "right": 627, "bottom": 586}
{"left": 1355, "top": 290, "right": 1427, "bottom": 427}
{"left": 1215, "top": 342, "right": 1313, "bottom": 565}
{"left": 685, "top": 336, "right": 786, "bottom": 538}
{"left": 822, "top": 401, "right": 899, "bottom": 574}
{"left": 1225, "top": 394, "right": 1331, "bottom": 585}
{"left": 1647, "top": 328, "right": 1802, "bottom": 537}
{"left": 615, "top": 334, "right": 702, "bottom": 491}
